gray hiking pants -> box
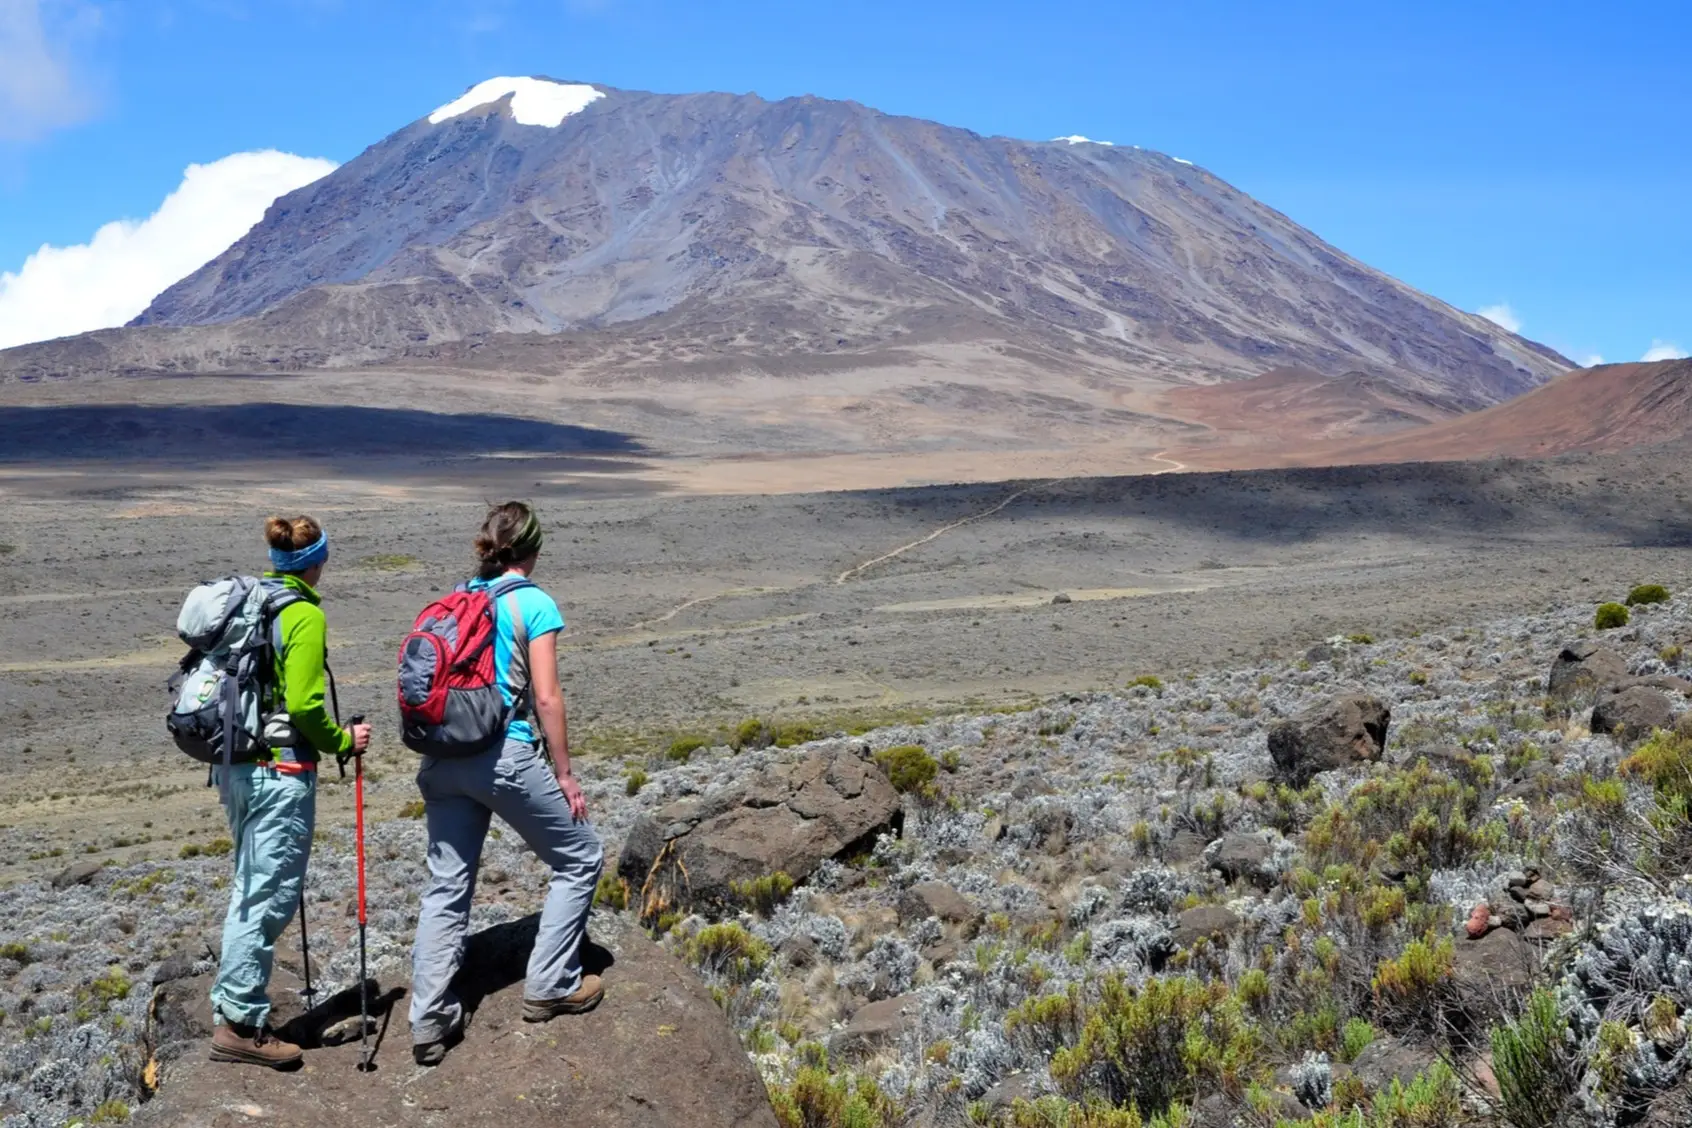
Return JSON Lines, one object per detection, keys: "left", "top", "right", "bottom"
{"left": 409, "top": 737, "right": 603, "bottom": 1044}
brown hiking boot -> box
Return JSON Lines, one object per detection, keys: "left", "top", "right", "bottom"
{"left": 522, "top": 974, "right": 604, "bottom": 1022}
{"left": 209, "top": 1021, "right": 303, "bottom": 1068}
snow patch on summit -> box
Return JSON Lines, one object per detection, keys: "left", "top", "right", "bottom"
{"left": 1054, "top": 135, "right": 1113, "bottom": 146}
{"left": 428, "top": 78, "right": 603, "bottom": 128}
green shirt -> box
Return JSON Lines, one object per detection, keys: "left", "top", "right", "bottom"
{"left": 265, "top": 572, "right": 353, "bottom": 761}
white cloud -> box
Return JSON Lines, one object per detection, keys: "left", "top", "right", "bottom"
{"left": 1477, "top": 303, "right": 1522, "bottom": 334}
{"left": 0, "top": 149, "right": 335, "bottom": 349}
{"left": 1581, "top": 354, "right": 1605, "bottom": 367}
{"left": 0, "top": 0, "right": 96, "bottom": 142}
{"left": 1643, "top": 340, "right": 1688, "bottom": 362}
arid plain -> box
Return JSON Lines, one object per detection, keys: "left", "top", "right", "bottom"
{"left": 3, "top": 435, "right": 1690, "bottom": 884}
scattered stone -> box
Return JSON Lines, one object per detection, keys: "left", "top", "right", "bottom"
{"left": 897, "top": 882, "right": 983, "bottom": 938}
{"left": 831, "top": 993, "right": 923, "bottom": 1059}
{"left": 1050, "top": 592, "right": 1072, "bottom": 605}
{"left": 151, "top": 953, "right": 198, "bottom": 986}
{"left": 1268, "top": 693, "right": 1390, "bottom": 784}
{"left": 1465, "top": 903, "right": 1494, "bottom": 938}
{"left": 51, "top": 860, "right": 102, "bottom": 890}
{"left": 1204, "top": 835, "right": 1272, "bottom": 886}
{"left": 1523, "top": 917, "right": 1574, "bottom": 942}
{"left": 617, "top": 745, "right": 903, "bottom": 910}
{"left": 1591, "top": 685, "right": 1673, "bottom": 744}
{"left": 1351, "top": 1036, "right": 1438, "bottom": 1093}
{"left": 1548, "top": 641, "right": 1628, "bottom": 697}
{"left": 1172, "top": 904, "right": 1241, "bottom": 949}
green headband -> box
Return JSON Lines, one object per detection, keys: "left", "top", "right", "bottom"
{"left": 509, "top": 511, "right": 543, "bottom": 560}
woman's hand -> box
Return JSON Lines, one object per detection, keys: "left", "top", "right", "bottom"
{"left": 557, "top": 770, "right": 589, "bottom": 822}
{"left": 349, "top": 722, "right": 372, "bottom": 754}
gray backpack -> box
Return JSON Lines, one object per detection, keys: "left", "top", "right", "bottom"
{"left": 166, "top": 576, "right": 300, "bottom": 779}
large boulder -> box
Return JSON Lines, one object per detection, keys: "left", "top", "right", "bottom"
{"left": 1268, "top": 694, "right": 1390, "bottom": 784}
{"left": 1591, "top": 686, "right": 1674, "bottom": 744}
{"left": 1172, "top": 904, "right": 1242, "bottom": 949}
{"left": 1548, "top": 642, "right": 1628, "bottom": 698}
{"left": 136, "top": 912, "right": 780, "bottom": 1128}
{"left": 897, "top": 882, "right": 983, "bottom": 938}
{"left": 618, "top": 745, "right": 903, "bottom": 912}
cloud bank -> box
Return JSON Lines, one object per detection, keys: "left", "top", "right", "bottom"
{"left": 1643, "top": 340, "right": 1688, "bottom": 362}
{"left": 1477, "top": 303, "right": 1522, "bottom": 334}
{"left": 0, "top": 149, "right": 335, "bottom": 350}
{"left": 0, "top": 0, "right": 95, "bottom": 142}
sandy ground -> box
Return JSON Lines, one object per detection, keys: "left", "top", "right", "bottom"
{"left": 3, "top": 441, "right": 1691, "bottom": 882}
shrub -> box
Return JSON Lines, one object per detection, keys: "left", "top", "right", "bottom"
{"left": 0, "top": 942, "right": 29, "bottom": 965}
{"left": 1043, "top": 974, "right": 1260, "bottom": 1117}
{"left": 1489, "top": 988, "right": 1581, "bottom": 1128}
{"left": 398, "top": 799, "right": 425, "bottom": 819}
{"left": 1340, "top": 1017, "right": 1375, "bottom": 1063}
{"left": 729, "top": 872, "right": 796, "bottom": 916}
{"left": 668, "top": 735, "right": 708, "bottom": 762}
{"left": 1002, "top": 1096, "right": 1189, "bottom": 1127}
{"left": 685, "top": 922, "right": 771, "bottom": 984}
{"left": 873, "top": 745, "right": 939, "bottom": 794}
{"left": 88, "top": 1100, "right": 131, "bottom": 1124}
{"left": 1372, "top": 938, "right": 1454, "bottom": 1033}
{"left": 769, "top": 1064, "right": 901, "bottom": 1128}
{"left": 773, "top": 721, "right": 822, "bottom": 748}
{"left": 1407, "top": 670, "right": 1429, "bottom": 687}
{"left": 1348, "top": 633, "right": 1375, "bottom": 645}
{"left": 1127, "top": 675, "right": 1164, "bottom": 693}
{"left": 1626, "top": 584, "right": 1670, "bottom": 607}
{"left": 732, "top": 718, "right": 771, "bottom": 751}
{"left": 594, "top": 874, "right": 629, "bottom": 911}
{"left": 204, "top": 837, "right": 234, "bottom": 857}
{"left": 1595, "top": 602, "right": 1630, "bottom": 630}
{"left": 89, "top": 966, "right": 132, "bottom": 1004}
{"left": 624, "top": 768, "right": 649, "bottom": 796}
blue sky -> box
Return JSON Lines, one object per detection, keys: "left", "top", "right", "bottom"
{"left": 1, "top": 0, "right": 1687, "bottom": 362}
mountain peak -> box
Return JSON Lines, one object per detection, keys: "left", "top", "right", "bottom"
{"left": 426, "top": 77, "right": 604, "bottom": 128}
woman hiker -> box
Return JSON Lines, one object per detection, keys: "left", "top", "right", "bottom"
{"left": 211, "top": 515, "right": 372, "bottom": 1067}
{"left": 409, "top": 501, "right": 605, "bottom": 1066}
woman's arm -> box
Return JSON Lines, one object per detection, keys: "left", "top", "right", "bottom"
{"left": 528, "top": 630, "right": 585, "bottom": 819}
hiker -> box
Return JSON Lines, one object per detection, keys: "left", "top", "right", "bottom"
{"left": 208, "top": 515, "right": 372, "bottom": 1068}
{"left": 408, "top": 501, "right": 604, "bottom": 1066}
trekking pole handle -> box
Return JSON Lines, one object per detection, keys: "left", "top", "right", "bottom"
{"left": 337, "top": 714, "right": 367, "bottom": 777}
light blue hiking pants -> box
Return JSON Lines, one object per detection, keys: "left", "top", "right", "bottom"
{"left": 211, "top": 763, "right": 316, "bottom": 1028}
{"left": 409, "top": 737, "right": 604, "bottom": 1044}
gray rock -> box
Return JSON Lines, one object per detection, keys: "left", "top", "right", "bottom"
{"left": 1591, "top": 685, "right": 1673, "bottom": 744}
{"left": 1352, "top": 1036, "right": 1438, "bottom": 1093}
{"left": 51, "top": 860, "right": 102, "bottom": 890}
{"left": 831, "top": 993, "right": 923, "bottom": 1058}
{"left": 1268, "top": 693, "right": 1390, "bottom": 784}
{"left": 1172, "top": 904, "right": 1242, "bottom": 949}
{"left": 617, "top": 745, "right": 903, "bottom": 911}
{"left": 1206, "top": 834, "right": 1273, "bottom": 887}
{"left": 1548, "top": 641, "right": 1628, "bottom": 698}
{"left": 897, "top": 882, "right": 983, "bottom": 937}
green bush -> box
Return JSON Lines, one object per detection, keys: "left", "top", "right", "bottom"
{"left": 873, "top": 745, "right": 940, "bottom": 794}
{"left": 1595, "top": 602, "right": 1630, "bottom": 630}
{"left": 769, "top": 1063, "right": 901, "bottom": 1128}
{"left": 732, "top": 718, "right": 771, "bottom": 751}
{"left": 1348, "top": 633, "right": 1375, "bottom": 645}
{"left": 398, "top": 799, "right": 426, "bottom": 819}
{"left": 773, "top": 721, "right": 823, "bottom": 748}
{"left": 0, "top": 942, "right": 28, "bottom": 965}
{"left": 1299, "top": 1062, "right": 1462, "bottom": 1127}
{"left": 624, "top": 768, "right": 649, "bottom": 796}
{"left": 1490, "top": 988, "right": 1580, "bottom": 1128}
{"left": 729, "top": 872, "right": 796, "bottom": 915}
{"left": 1626, "top": 584, "right": 1670, "bottom": 607}
{"left": 89, "top": 966, "right": 132, "bottom": 1004}
{"left": 685, "top": 922, "right": 772, "bottom": 983}
{"left": 593, "top": 874, "right": 629, "bottom": 911}
{"left": 1002, "top": 1096, "right": 1189, "bottom": 1127}
{"left": 1039, "top": 974, "right": 1260, "bottom": 1118}
{"left": 668, "top": 735, "right": 708, "bottom": 762}
{"left": 1340, "top": 1017, "right": 1376, "bottom": 1063}
{"left": 88, "top": 1099, "right": 131, "bottom": 1124}
{"left": 203, "top": 837, "right": 234, "bottom": 857}
{"left": 1126, "top": 675, "right": 1164, "bottom": 693}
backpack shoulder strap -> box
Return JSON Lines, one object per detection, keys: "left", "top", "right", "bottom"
{"left": 499, "top": 588, "right": 534, "bottom": 728}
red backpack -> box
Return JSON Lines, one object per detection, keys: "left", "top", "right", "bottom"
{"left": 396, "top": 576, "right": 534, "bottom": 758}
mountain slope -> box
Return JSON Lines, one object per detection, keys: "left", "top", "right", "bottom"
{"left": 117, "top": 79, "right": 1564, "bottom": 407}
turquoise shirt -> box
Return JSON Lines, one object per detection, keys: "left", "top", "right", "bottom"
{"left": 468, "top": 572, "right": 564, "bottom": 744}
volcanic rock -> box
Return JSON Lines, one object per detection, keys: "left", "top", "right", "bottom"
{"left": 617, "top": 745, "right": 902, "bottom": 911}
{"left": 1268, "top": 694, "right": 1390, "bottom": 784}
{"left": 1547, "top": 642, "right": 1628, "bottom": 698}
{"left": 1591, "top": 685, "right": 1673, "bottom": 744}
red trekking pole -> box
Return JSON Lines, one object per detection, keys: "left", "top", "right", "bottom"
{"left": 339, "top": 715, "right": 375, "bottom": 1072}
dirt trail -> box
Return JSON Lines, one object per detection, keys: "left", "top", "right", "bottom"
{"left": 834, "top": 479, "right": 1073, "bottom": 585}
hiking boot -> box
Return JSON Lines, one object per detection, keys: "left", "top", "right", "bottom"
{"left": 209, "top": 1021, "right": 303, "bottom": 1068}
{"left": 522, "top": 974, "right": 604, "bottom": 1022}
{"left": 413, "top": 1012, "right": 465, "bottom": 1067}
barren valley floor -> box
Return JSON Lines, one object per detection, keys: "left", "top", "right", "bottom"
{"left": 2, "top": 444, "right": 1690, "bottom": 882}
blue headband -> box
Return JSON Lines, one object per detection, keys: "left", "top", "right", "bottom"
{"left": 270, "top": 531, "right": 329, "bottom": 573}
